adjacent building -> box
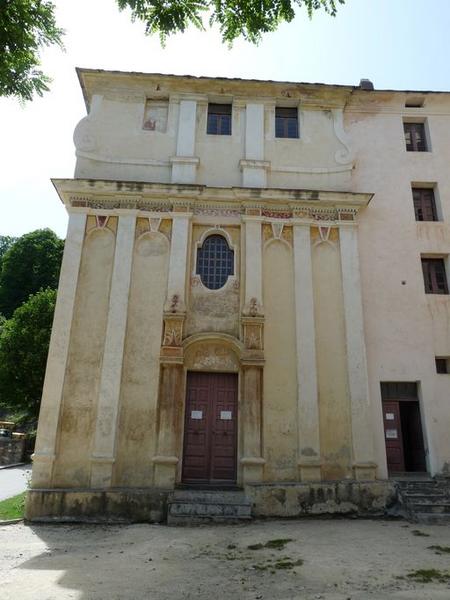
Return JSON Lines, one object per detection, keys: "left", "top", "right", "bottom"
{"left": 27, "top": 69, "right": 450, "bottom": 521}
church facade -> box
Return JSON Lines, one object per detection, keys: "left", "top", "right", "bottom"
{"left": 27, "top": 70, "right": 450, "bottom": 520}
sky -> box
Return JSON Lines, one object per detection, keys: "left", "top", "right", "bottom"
{"left": 1, "top": 0, "right": 450, "bottom": 238}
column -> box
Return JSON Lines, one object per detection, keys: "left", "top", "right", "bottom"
{"left": 90, "top": 212, "right": 136, "bottom": 488}
{"left": 293, "top": 224, "right": 322, "bottom": 481}
{"left": 171, "top": 99, "right": 199, "bottom": 184}
{"left": 164, "top": 212, "right": 191, "bottom": 312}
{"left": 243, "top": 216, "right": 263, "bottom": 315}
{"left": 32, "top": 212, "right": 87, "bottom": 487}
{"left": 240, "top": 364, "right": 265, "bottom": 483}
{"left": 152, "top": 363, "right": 184, "bottom": 488}
{"left": 240, "top": 103, "right": 269, "bottom": 187}
{"left": 339, "top": 224, "right": 377, "bottom": 480}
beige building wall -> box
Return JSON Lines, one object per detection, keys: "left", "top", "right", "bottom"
{"left": 31, "top": 71, "right": 450, "bottom": 511}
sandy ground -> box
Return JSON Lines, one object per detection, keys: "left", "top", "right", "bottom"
{"left": 2, "top": 518, "right": 450, "bottom": 600}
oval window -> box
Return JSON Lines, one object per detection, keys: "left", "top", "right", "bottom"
{"left": 196, "top": 234, "right": 234, "bottom": 290}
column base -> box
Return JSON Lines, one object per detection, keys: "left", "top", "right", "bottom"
{"left": 90, "top": 457, "right": 115, "bottom": 488}
{"left": 298, "top": 461, "right": 322, "bottom": 482}
{"left": 353, "top": 462, "right": 377, "bottom": 481}
{"left": 30, "top": 452, "right": 55, "bottom": 487}
{"left": 152, "top": 455, "right": 178, "bottom": 488}
{"left": 241, "top": 457, "right": 265, "bottom": 483}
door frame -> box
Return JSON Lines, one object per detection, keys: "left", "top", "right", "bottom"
{"left": 178, "top": 368, "right": 242, "bottom": 486}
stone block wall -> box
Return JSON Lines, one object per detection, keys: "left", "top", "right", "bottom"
{"left": 0, "top": 438, "right": 25, "bottom": 466}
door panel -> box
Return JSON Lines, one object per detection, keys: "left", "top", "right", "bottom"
{"left": 182, "top": 372, "right": 237, "bottom": 484}
{"left": 383, "top": 401, "right": 405, "bottom": 472}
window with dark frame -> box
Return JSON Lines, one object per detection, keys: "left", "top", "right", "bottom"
{"left": 275, "top": 107, "right": 299, "bottom": 139}
{"left": 421, "top": 258, "right": 449, "bottom": 294}
{"left": 413, "top": 188, "right": 438, "bottom": 221}
{"left": 207, "top": 103, "right": 232, "bottom": 135}
{"left": 435, "top": 358, "right": 449, "bottom": 374}
{"left": 196, "top": 234, "right": 234, "bottom": 290}
{"left": 404, "top": 122, "right": 427, "bottom": 151}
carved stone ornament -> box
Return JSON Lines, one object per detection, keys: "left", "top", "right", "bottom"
{"left": 242, "top": 319, "right": 264, "bottom": 351}
{"left": 162, "top": 313, "right": 185, "bottom": 348}
{"left": 189, "top": 344, "right": 239, "bottom": 371}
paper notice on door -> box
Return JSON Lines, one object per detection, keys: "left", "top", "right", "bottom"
{"left": 191, "top": 410, "right": 203, "bottom": 420}
{"left": 220, "top": 411, "right": 232, "bottom": 420}
{"left": 386, "top": 429, "right": 398, "bottom": 439}
{"left": 386, "top": 413, "right": 395, "bottom": 421}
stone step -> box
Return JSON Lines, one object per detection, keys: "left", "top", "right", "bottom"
{"left": 407, "top": 502, "right": 450, "bottom": 514}
{"left": 413, "top": 512, "right": 450, "bottom": 524}
{"left": 171, "top": 489, "right": 248, "bottom": 503}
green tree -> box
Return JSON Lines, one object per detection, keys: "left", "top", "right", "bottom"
{"left": 117, "top": 0, "right": 345, "bottom": 43}
{"left": 1, "top": 0, "right": 344, "bottom": 101}
{"left": 0, "top": 0, "right": 64, "bottom": 102}
{"left": 0, "top": 288, "right": 56, "bottom": 421}
{"left": 0, "top": 236, "right": 17, "bottom": 265}
{"left": 0, "top": 229, "right": 64, "bottom": 318}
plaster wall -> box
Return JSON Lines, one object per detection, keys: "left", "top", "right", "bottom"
{"left": 262, "top": 240, "right": 298, "bottom": 481}
{"left": 312, "top": 233, "right": 353, "bottom": 479}
{"left": 347, "top": 92, "right": 450, "bottom": 476}
{"left": 113, "top": 231, "right": 169, "bottom": 487}
{"left": 53, "top": 226, "right": 115, "bottom": 487}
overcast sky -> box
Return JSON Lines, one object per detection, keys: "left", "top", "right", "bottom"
{"left": 1, "top": 0, "right": 449, "bottom": 238}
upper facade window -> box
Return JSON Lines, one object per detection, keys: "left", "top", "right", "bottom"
{"left": 207, "top": 103, "right": 232, "bottom": 135}
{"left": 421, "top": 258, "right": 449, "bottom": 294}
{"left": 404, "top": 122, "right": 427, "bottom": 151}
{"left": 413, "top": 188, "right": 438, "bottom": 221}
{"left": 196, "top": 234, "right": 234, "bottom": 290}
{"left": 275, "top": 107, "right": 299, "bottom": 139}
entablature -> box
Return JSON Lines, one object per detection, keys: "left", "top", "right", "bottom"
{"left": 52, "top": 178, "right": 373, "bottom": 224}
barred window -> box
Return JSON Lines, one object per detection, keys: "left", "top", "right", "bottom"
{"left": 196, "top": 235, "right": 234, "bottom": 290}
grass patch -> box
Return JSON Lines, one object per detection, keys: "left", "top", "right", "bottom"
{"left": 428, "top": 545, "right": 450, "bottom": 555}
{"left": 274, "top": 558, "right": 303, "bottom": 570}
{"left": 247, "top": 539, "right": 293, "bottom": 551}
{"left": 411, "top": 530, "right": 430, "bottom": 537}
{"left": 406, "top": 569, "right": 450, "bottom": 583}
{"left": 0, "top": 492, "right": 25, "bottom": 520}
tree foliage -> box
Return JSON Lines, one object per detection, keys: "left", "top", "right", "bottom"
{"left": 117, "top": 0, "right": 345, "bottom": 43}
{"left": 0, "top": 229, "right": 64, "bottom": 318}
{"left": 0, "top": 0, "right": 63, "bottom": 102}
{"left": 0, "top": 288, "right": 56, "bottom": 421}
{"left": 0, "top": 236, "right": 17, "bottom": 264}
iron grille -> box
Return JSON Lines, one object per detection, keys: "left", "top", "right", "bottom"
{"left": 196, "top": 235, "right": 234, "bottom": 290}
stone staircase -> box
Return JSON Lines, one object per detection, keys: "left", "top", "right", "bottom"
{"left": 396, "top": 479, "right": 450, "bottom": 523}
{"left": 167, "top": 488, "right": 253, "bottom": 525}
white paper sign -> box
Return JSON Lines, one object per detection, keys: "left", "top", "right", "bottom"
{"left": 220, "top": 411, "right": 232, "bottom": 420}
{"left": 386, "top": 413, "right": 395, "bottom": 421}
{"left": 386, "top": 429, "right": 398, "bottom": 439}
{"left": 191, "top": 410, "right": 203, "bottom": 420}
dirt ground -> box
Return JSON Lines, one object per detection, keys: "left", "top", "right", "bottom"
{"left": 2, "top": 518, "right": 450, "bottom": 600}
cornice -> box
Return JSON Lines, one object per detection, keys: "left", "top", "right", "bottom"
{"left": 53, "top": 179, "right": 372, "bottom": 216}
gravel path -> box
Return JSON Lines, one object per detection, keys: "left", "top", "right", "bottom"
{"left": 2, "top": 518, "right": 450, "bottom": 599}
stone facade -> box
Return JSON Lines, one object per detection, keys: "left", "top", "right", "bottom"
{"left": 27, "top": 70, "right": 450, "bottom": 521}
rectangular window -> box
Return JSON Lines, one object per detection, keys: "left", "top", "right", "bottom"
{"left": 413, "top": 188, "right": 437, "bottom": 221}
{"left": 207, "top": 103, "right": 232, "bottom": 135}
{"left": 404, "top": 122, "right": 427, "bottom": 151}
{"left": 275, "top": 107, "right": 299, "bottom": 139}
{"left": 435, "top": 358, "right": 449, "bottom": 374}
{"left": 421, "top": 258, "right": 449, "bottom": 294}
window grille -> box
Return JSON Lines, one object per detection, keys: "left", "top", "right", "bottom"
{"left": 196, "top": 235, "right": 234, "bottom": 290}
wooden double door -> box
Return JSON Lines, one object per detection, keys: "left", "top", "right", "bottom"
{"left": 182, "top": 372, "right": 238, "bottom": 485}
{"left": 382, "top": 400, "right": 426, "bottom": 473}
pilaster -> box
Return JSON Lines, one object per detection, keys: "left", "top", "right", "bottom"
{"left": 165, "top": 212, "right": 192, "bottom": 313}
{"left": 243, "top": 213, "right": 263, "bottom": 315}
{"left": 293, "top": 223, "right": 322, "bottom": 481}
{"left": 171, "top": 99, "right": 198, "bottom": 184}
{"left": 32, "top": 212, "right": 87, "bottom": 487}
{"left": 241, "top": 103, "right": 269, "bottom": 187}
{"left": 90, "top": 212, "right": 137, "bottom": 488}
{"left": 339, "top": 224, "right": 377, "bottom": 480}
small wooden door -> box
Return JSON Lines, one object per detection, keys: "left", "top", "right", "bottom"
{"left": 182, "top": 372, "right": 238, "bottom": 485}
{"left": 383, "top": 401, "right": 405, "bottom": 472}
